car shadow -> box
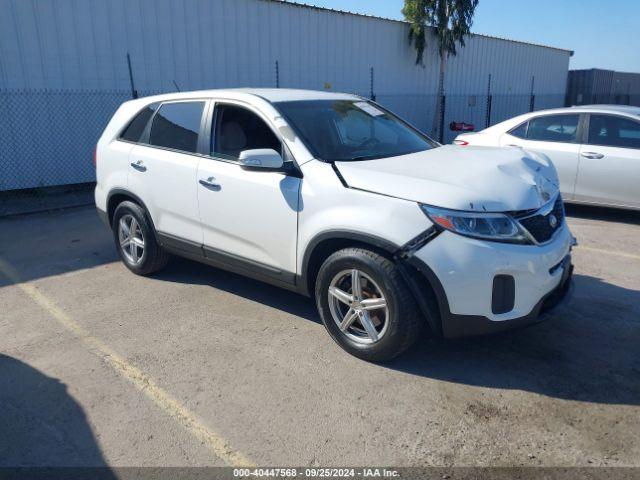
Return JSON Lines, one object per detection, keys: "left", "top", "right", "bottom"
{"left": 154, "top": 256, "right": 320, "bottom": 323}
{"left": 565, "top": 203, "right": 640, "bottom": 225}
{"left": 385, "top": 273, "right": 640, "bottom": 406}
{"left": 0, "top": 354, "right": 116, "bottom": 475}
{"left": 157, "top": 260, "right": 640, "bottom": 406}
{"left": 0, "top": 206, "right": 117, "bottom": 287}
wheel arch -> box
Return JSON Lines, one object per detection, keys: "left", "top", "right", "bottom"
{"left": 300, "top": 230, "right": 399, "bottom": 297}
{"left": 300, "top": 230, "right": 446, "bottom": 336}
{"left": 106, "top": 189, "right": 159, "bottom": 241}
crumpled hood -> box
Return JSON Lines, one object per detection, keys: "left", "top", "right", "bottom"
{"left": 334, "top": 145, "right": 559, "bottom": 212}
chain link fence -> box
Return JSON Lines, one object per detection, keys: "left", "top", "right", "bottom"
{"left": 0, "top": 88, "right": 567, "bottom": 215}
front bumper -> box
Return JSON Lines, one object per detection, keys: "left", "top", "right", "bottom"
{"left": 441, "top": 257, "right": 572, "bottom": 337}
{"left": 408, "top": 223, "right": 575, "bottom": 338}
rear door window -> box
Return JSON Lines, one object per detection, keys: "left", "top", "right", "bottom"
{"left": 149, "top": 101, "right": 205, "bottom": 153}
{"left": 526, "top": 114, "right": 579, "bottom": 143}
{"left": 588, "top": 114, "right": 640, "bottom": 149}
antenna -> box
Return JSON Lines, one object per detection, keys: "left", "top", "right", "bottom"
{"left": 173, "top": 80, "right": 181, "bottom": 92}
{"left": 126, "top": 53, "right": 138, "bottom": 99}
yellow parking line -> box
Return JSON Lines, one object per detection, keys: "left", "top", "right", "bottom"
{"left": 575, "top": 245, "right": 640, "bottom": 261}
{"left": 0, "top": 258, "right": 254, "bottom": 468}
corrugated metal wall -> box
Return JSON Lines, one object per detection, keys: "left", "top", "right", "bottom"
{"left": 0, "top": 0, "right": 571, "bottom": 94}
{"left": 0, "top": 0, "right": 571, "bottom": 190}
{"left": 567, "top": 69, "right": 640, "bottom": 107}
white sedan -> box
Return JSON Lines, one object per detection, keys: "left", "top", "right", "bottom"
{"left": 454, "top": 105, "right": 640, "bottom": 211}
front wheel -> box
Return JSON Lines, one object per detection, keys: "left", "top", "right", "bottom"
{"left": 315, "top": 248, "right": 423, "bottom": 362}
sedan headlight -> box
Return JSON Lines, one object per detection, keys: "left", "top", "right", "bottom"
{"left": 420, "top": 205, "right": 529, "bottom": 244}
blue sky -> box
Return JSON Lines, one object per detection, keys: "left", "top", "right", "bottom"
{"left": 290, "top": 0, "right": 640, "bottom": 72}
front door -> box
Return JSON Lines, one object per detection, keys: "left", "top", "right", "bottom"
{"left": 197, "top": 102, "right": 301, "bottom": 283}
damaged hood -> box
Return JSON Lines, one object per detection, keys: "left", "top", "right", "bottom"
{"left": 334, "top": 145, "right": 559, "bottom": 212}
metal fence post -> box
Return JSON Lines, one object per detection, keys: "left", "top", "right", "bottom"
{"left": 529, "top": 76, "right": 535, "bottom": 111}
{"left": 369, "top": 67, "right": 375, "bottom": 101}
{"left": 275, "top": 60, "right": 280, "bottom": 88}
{"left": 485, "top": 74, "right": 492, "bottom": 128}
{"left": 438, "top": 95, "right": 446, "bottom": 143}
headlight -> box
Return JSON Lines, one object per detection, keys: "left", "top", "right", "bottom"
{"left": 420, "top": 204, "right": 529, "bottom": 244}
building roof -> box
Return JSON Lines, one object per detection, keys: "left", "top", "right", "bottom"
{"left": 267, "top": 0, "right": 574, "bottom": 55}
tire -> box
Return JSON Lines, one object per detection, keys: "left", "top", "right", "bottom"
{"left": 112, "top": 201, "right": 169, "bottom": 275}
{"left": 315, "top": 248, "right": 423, "bottom": 362}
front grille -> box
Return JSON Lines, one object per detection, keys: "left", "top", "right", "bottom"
{"left": 517, "top": 195, "right": 564, "bottom": 244}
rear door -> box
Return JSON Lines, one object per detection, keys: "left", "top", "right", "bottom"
{"left": 574, "top": 114, "right": 640, "bottom": 208}
{"left": 128, "top": 100, "right": 207, "bottom": 245}
{"left": 500, "top": 113, "right": 581, "bottom": 200}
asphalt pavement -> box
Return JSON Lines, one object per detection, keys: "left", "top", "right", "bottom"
{"left": 0, "top": 204, "right": 638, "bottom": 468}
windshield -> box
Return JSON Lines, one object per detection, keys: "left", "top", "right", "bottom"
{"left": 275, "top": 100, "right": 437, "bottom": 161}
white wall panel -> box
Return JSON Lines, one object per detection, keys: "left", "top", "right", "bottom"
{"left": 0, "top": 0, "right": 571, "bottom": 95}
{"left": 0, "top": 0, "right": 572, "bottom": 190}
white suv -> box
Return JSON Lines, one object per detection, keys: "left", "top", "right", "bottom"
{"left": 95, "top": 89, "right": 575, "bottom": 361}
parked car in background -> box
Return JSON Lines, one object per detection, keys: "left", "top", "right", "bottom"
{"left": 96, "top": 89, "right": 574, "bottom": 361}
{"left": 454, "top": 105, "right": 640, "bottom": 211}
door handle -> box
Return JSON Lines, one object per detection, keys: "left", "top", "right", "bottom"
{"left": 130, "top": 160, "right": 147, "bottom": 172}
{"left": 199, "top": 177, "right": 221, "bottom": 190}
{"left": 581, "top": 152, "right": 604, "bottom": 159}
{"left": 506, "top": 144, "right": 522, "bottom": 148}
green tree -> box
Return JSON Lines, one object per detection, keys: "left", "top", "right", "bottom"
{"left": 403, "top": 0, "right": 479, "bottom": 141}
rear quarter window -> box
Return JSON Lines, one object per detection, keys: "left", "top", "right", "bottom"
{"left": 119, "top": 103, "right": 158, "bottom": 143}
{"left": 508, "top": 121, "right": 528, "bottom": 139}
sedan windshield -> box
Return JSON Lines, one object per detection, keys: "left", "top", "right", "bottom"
{"left": 275, "top": 100, "right": 437, "bottom": 161}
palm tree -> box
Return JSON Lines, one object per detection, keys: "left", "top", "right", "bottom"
{"left": 403, "top": 0, "right": 479, "bottom": 142}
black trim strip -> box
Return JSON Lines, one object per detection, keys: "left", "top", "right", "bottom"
{"left": 330, "top": 163, "right": 348, "bottom": 187}
{"left": 157, "top": 232, "right": 202, "bottom": 256}
{"left": 395, "top": 226, "right": 442, "bottom": 260}
{"left": 156, "top": 232, "right": 297, "bottom": 289}
{"left": 299, "top": 230, "right": 399, "bottom": 296}
{"left": 106, "top": 189, "right": 161, "bottom": 243}
{"left": 203, "top": 245, "right": 285, "bottom": 276}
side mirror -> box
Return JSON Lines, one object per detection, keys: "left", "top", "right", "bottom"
{"left": 239, "top": 149, "right": 284, "bottom": 171}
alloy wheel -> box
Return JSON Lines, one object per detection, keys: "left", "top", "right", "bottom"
{"left": 328, "top": 269, "right": 389, "bottom": 344}
{"left": 118, "top": 214, "right": 145, "bottom": 265}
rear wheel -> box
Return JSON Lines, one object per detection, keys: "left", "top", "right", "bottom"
{"left": 315, "top": 248, "right": 422, "bottom": 362}
{"left": 112, "top": 201, "right": 169, "bottom": 275}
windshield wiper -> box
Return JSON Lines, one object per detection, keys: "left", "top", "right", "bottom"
{"left": 348, "top": 154, "right": 383, "bottom": 162}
